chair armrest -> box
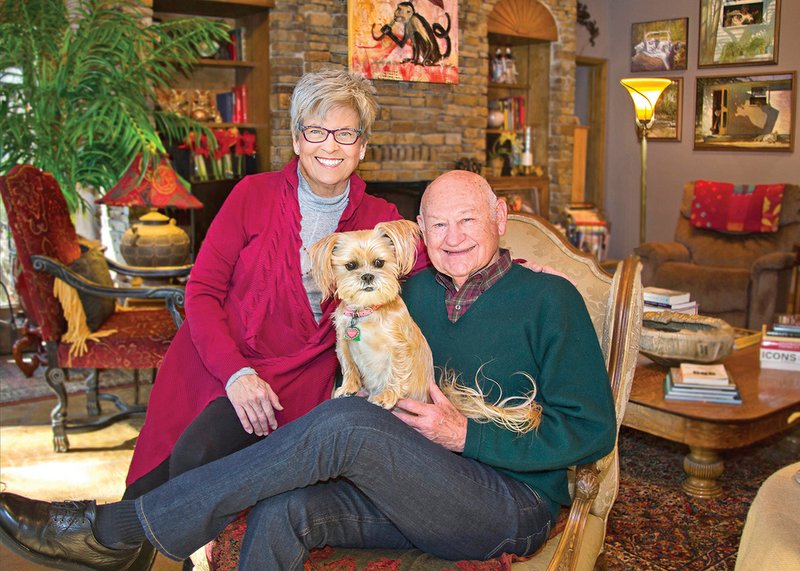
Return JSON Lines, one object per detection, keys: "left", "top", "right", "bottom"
{"left": 751, "top": 251, "right": 796, "bottom": 273}
{"left": 546, "top": 462, "right": 600, "bottom": 571}
{"left": 633, "top": 241, "right": 690, "bottom": 284}
{"left": 105, "top": 257, "right": 193, "bottom": 279}
{"left": 31, "top": 255, "right": 186, "bottom": 327}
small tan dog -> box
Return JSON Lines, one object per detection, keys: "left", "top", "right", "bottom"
{"left": 309, "top": 219, "right": 541, "bottom": 434}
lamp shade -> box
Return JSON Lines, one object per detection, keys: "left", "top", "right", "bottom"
{"left": 620, "top": 78, "right": 672, "bottom": 126}
{"left": 98, "top": 154, "right": 203, "bottom": 209}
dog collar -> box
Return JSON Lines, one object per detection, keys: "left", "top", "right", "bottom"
{"left": 343, "top": 304, "right": 381, "bottom": 341}
{"left": 343, "top": 304, "right": 381, "bottom": 318}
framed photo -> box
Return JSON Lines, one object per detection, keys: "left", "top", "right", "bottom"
{"left": 348, "top": 0, "right": 458, "bottom": 84}
{"left": 694, "top": 72, "right": 795, "bottom": 152}
{"left": 698, "top": 0, "right": 781, "bottom": 67}
{"left": 630, "top": 18, "right": 688, "bottom": 72}
{"left": 649, "top": 78, "right": 683, "bottom": 141}
{"left": 494, "top": 187, "right": 540, "bottom": 216}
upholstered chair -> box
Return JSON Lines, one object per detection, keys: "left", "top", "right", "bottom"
{"left": 635, "top": 182, "right": 799, "bottom": 329}
{"left": 0, "top": 165, "right": 189, "bottom": 452}
{"left": 196, "top": 214, "right": 643, "bottom": 571}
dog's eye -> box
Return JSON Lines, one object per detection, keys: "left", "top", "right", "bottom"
{"left": 345, "top": 261, "right": 358, "bottom": 271}
{"left": 373, "top": 259, "right": 385, "bottom": 268}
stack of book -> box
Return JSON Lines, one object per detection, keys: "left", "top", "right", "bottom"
{"left": 760, "top": 314, "right": 800, "bottom": 371}
{"left": 664, "top": 363, "right": 742, "bottom": 404}
{"left": 643, "top": 287, "right": 698, "bottom": 315}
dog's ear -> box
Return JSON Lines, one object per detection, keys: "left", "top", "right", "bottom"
{"left": 374, "top": 220, "right": 421, "bottom": 277}
{"left": 308, "top": 233, "right": 339, "bottom": 300}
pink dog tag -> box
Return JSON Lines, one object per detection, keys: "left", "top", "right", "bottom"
{"left": 345, "top": 327, "right": 361, "bottom": 341}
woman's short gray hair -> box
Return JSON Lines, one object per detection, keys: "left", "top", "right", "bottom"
{"left": 290, "top": 68, "right": 379, "bottom": 141}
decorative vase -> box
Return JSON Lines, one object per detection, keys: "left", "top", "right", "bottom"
{"left": 488, "top": 109, "right": 504, "bottom": 129}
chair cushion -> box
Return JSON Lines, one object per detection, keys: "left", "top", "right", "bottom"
{"left": 653, "top": 262, "right": 750, "bottom": 313}
{"left": 56, "top": 308, "right": 176, "bottom": 369}
{"left": 68, "top": 248, "right": 116, "bottom": 331}
{"left": 690, "top": 180, "right": 784, "bottom": 233}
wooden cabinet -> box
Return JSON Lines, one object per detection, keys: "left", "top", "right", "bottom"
{"left": 149, "top": 0, "right": 273, "bottom": 256}
{"left": 486, "top": 0, "right": 556, "bottom": 218}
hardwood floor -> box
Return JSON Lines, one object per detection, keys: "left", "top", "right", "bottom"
{"left": 0, "top": 378, "right": 182, "bottom": 571}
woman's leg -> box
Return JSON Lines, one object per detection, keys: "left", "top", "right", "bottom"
{"left": 168, "top": 397, "right": 264, "bottom": 478}
{"left": 136, "top": 398, "right": 552, "bottom": 562}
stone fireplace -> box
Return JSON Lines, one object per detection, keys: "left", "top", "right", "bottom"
{"left": 269, "top": 0, "right": 576, "bottom": 218}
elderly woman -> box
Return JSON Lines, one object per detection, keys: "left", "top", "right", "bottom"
{"left": 125, "top": 69, "right": 425, "bottom": 503}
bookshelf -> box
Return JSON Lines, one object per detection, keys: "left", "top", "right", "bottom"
{"left": 149, "top": 0, "right": 273, "bottom": 256}
{"left": 486, "top": 1, "right": 555, "bottom": 218}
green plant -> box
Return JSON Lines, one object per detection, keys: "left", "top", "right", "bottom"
{"left": 720, "top": 32, "right": 770, "bottom": 63}
{"left": 0, "top": 0, "right": 230, "bottom": 211}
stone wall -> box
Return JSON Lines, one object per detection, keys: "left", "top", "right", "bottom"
{"left": 268, "top": 0, "right": 576, "bottom": 217}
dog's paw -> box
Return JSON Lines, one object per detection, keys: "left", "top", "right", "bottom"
{"left": 369, "top": 391, "right": 399, "bottom": 410}
{"left": 333, "top": 387, "right": 356, "bottom": 399}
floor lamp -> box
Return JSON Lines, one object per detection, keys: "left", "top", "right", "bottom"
{"left": 620, "top": 78, "right": 672, "bottom": 245}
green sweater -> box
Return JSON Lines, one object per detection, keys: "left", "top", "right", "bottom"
{"left": 402, "top": 265, "right": 616, "bottom": 518}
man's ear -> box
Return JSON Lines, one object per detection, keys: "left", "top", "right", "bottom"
{"left": 416, "top": 214, "right": 428, "bottom": 244}
{"left": 496, "top": 197, "right": 509, "bottom": 236}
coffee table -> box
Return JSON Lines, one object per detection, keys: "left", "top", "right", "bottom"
{"left": 623, "top": 345, "right": 800, "bottom": 498}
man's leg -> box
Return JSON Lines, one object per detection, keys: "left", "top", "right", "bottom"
{"left": 238, "top": 479, "right": 412, "bottom": 571}
{"left": 137, "top": 397, "right": 552, "bottom": 562}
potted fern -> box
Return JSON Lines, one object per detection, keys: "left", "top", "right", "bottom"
{"left": 0, "top": 0, "right": 230, "bottom": 212}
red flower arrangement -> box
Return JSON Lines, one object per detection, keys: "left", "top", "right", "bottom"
{"left": 181, "top": 129, "right": 257, "bottom": 182}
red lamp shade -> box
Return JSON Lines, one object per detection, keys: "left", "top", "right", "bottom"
{"left": 98, "top": 155, "right": 203, "bottom": 209}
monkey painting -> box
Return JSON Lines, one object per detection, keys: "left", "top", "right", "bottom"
{"left": 372, "top": 1, "right": 451, "bottom": 66}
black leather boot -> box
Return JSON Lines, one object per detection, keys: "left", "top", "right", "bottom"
{"left": 0, "top": 492, "right": 142, "bottom": 571}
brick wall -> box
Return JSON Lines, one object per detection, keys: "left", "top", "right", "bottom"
{"left": 269, "top": 0, "right": 576, "bottom": 217}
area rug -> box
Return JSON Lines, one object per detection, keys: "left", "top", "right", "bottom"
{"left": 0, "top": 421, "right": 141, "bottom": 503}
{"left": 0, "top": 358, "right": 154, "bottom": 405}
{"left": 605, "top": 427, "right": 799, "bottom": 570}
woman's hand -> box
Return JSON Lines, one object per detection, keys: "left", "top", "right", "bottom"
{"left": 393, "top": 378, "right": 467, "bottom": 452}
{"left": 226, "top": 374, "right": 284, "bottom": 436}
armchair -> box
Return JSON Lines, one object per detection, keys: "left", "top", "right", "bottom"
{"left": 0, "top": 165, "right": 188, "bottom": 452}
{"left": 635, "top": 182, "right": 799, "bottom": 329}
{"left": 199, "top": 214, "right": 643, "bottom": 571}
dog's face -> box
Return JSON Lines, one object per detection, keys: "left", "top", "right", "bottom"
{"left": 309, "top": 220, "right": 420, "bottom": 308}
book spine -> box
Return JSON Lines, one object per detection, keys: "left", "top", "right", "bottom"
{"left": 760, "top": 348, "right": 800, "bottom": 370}
{"left": 760, "top": 340, "right": 800, "bottom": 352}
{"left": 643, "top": 295, "right": 690, "bottom": 305}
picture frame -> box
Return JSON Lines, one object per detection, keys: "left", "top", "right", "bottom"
{"left": 694, "top": 72, "right": 795, "bottom": 152}
{"left": 494, "top": 187, "right": 540, "bottom": 216}
{"left": 348, "top": 0, "right": 459, "bottom": 84}
{"left": 649, "top": 78, "right": 683, "bottom": 141}
{"left": 698, "top": 0, "right": 781, "bottom": 67}
{"left": 630, "top": 18, "right": 688, "bottom": 72}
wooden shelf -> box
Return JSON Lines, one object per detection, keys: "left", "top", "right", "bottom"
{"left": 152, "top": 0, "right": 273, "bottom": 18}
{"left": 488, "top": 82, "right": 529, "bottom": 90}
{"left": 196, "top": 58, "right": 257, "bottom": 69}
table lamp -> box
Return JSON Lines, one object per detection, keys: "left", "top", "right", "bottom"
{"left": 620, "top": 78, "right": 672, "bottom": 244}
{"left": 98, "top": 154, "right": 203, "bottom": 267}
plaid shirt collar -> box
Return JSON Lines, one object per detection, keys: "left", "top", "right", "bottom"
{"left": 436, "top": 249, "right": 512, "bottom": 323}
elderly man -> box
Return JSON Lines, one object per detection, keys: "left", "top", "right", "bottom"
{"left": 0, "top": 171, "right": 615, "bottom": 570}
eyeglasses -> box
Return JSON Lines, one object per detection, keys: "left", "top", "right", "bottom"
{"left": 299, "top": 125, "right": 362, "bottom": 145}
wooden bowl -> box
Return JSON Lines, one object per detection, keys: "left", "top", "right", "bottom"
{"left": 639, "top": 312, "right": 735, "bottom": 367}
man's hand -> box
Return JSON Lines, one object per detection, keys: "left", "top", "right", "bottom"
{"left": 226, "top": 373, "right": 284, "bottom": 436}
{"left": 393, "top": 378, "right": 467, "bottom": 452}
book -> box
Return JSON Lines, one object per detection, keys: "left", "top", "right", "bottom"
{"left": 643, "top": 287, "right": 691, "bottom": 305}
{"left": 215, "top": 91, "right": 235, "bottom": 123}
{"left": 663, "top": 372, "right": 742, "bottom": 404}
{"left": 733, "top": 328, "right": 762, "bottom": 350}
{"left": 678, "top": 362, "right": 730, "bottom": 386}
{"left": 759, "top": 339, "right": 800, "bottom": 352}
{"left": 643, "top": 301, "right": 699, "bottom": 315}
{"left": 667, "top": 369, "right": 738, "bottom": 392}
{"left": 642, "top": 299, "right": 698, "bottom": 310}
{"left": 761, "top": 324, "right": 800, "bottom": 343}
{"left": 760, "top": 348, "right": 800, "bottom": 371}
{"left": 774, "top": 313, "right": 800, "bottom": 326}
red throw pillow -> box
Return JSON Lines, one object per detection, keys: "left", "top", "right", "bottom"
{"left": 690, "top": 180, "right": 784, "bottom": 233}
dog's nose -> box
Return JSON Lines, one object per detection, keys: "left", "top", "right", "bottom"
{"left": 362, "top": 273, "right": 374, "bottom": 284}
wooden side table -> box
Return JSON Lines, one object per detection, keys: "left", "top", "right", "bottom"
{"left": 623, "top": 346, "right": 800, "bottom": 498}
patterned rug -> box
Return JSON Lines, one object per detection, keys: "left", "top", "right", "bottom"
{"left": 0, "top": 357, "right": 154, "bottom": 405}
{"left": 606, "top": 427, "right": 799, "bottom": 570}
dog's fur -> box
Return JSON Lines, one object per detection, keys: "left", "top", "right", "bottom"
{"left": 309, "top": 220, "right": 541, "bottom": 434}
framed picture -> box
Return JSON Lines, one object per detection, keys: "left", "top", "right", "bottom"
{"left": 694, "top": 72, "right": 795, "bottom": 152}
{"left": 630, "top": 18, "right": 688, "bottom": 72}
{"left": 494, "top": 188, "right": 540, "bottom": 216}
{"left": 698, "top": 0, "right": 781, "bottom": 67}
{"left": 348, "top": 0, "right": 459, "bottom": 84}
{"left": 649, "top": 78, "right": 683, "bottom": 141}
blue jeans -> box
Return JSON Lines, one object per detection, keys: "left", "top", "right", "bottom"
{"left": 135, "top": 398, "right": 553, "bottom": 569}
